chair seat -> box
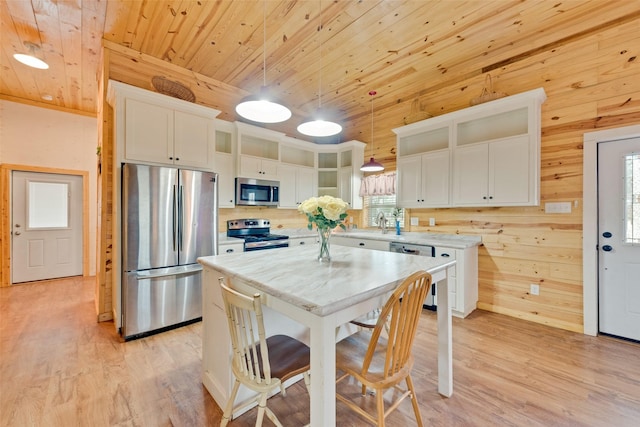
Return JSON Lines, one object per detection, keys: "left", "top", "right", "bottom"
{"left": 262, "top": 335, "right": 310, "bottom": 381}
{"left": 350, "top": 310, "right": 382, "bottom": 329}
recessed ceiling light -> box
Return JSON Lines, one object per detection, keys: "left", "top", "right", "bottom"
{"left": 41, "top": 94, "right": 53, "bottom": 101}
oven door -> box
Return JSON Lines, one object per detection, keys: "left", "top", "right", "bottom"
{"left": 235, "top": 178, "right": 279, "bottom": 206}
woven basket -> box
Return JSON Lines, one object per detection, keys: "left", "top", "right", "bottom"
{"left": 403, "top": 98, "right": 432, "bottom": 124}
{"left": 470, "top": 74, "right": 507, "bottom": 106}
{"left": 151, "top": 76, "right": 196, "bottom": 103}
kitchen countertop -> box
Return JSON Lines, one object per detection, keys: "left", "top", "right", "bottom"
{"left": 218, "top": 227, "right": 482, "bottom": 249}
{"left": 199, "top": 244, "right": 455, "bottom": 316}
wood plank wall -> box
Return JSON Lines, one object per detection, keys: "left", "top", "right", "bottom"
{"left": 98, "top": 16, "right": 639, "bottom": 333}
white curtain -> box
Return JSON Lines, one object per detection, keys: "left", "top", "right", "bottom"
{"left": 359, "top": 172, "right": 396, "bottom": 196}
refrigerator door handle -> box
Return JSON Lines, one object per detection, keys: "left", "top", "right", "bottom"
{"left": 178, "top": 184, "right": 184, "bottom": 252}
{"left": 134, "top": 264, "right": 202, "bottom": 280}
{"left": 172, "top": 184, "right": 178, "bottom": 252}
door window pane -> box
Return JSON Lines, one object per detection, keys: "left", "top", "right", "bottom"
{"left": 28, "top": 181, "right": 69, "bottom": 229}
{"left": 624, "top": 153, "right": 640, "bottom": 245}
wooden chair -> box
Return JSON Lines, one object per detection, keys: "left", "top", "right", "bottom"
{"left": 335, "top": 271, "right": 432, "bottom": 426}
{"left": 218, "top": 277, "right": 311, "bottom": 427}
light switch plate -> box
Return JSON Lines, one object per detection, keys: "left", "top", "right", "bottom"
{"left": 545, "top": 202, "right": 572, "bottom": 214}
{"left": 410, "top": 217, "right": 419, "bottom": 226}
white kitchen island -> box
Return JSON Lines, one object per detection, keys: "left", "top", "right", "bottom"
{"left": 198, "top": 245, "right": 456, "bottom": 427}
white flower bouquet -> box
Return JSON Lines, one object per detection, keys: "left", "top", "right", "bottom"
{"left": 298, "top": 195, "right": 349, "bottom": 231}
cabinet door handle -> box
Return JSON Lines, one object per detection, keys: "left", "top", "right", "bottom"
{"left": 441, "top": 253, "right": 450, "bottom": 257}
{"left": 299, "top": 241, "right": 306, "bottom": 245}
{"left": 226, "top": 248, "right": 234, "bottom": 253}
{"left": 359, "top": 242, "right": 365, "bottom": 246}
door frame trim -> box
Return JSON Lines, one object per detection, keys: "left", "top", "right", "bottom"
{"left": 583, "top": 124, "right": 640, "bottom": 335}
{"left": 0, "top": 164, "right": 90, "bottom": 287}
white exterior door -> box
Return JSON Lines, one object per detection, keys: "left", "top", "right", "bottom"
{"left": 598, "top": 137, "right": 640, "bottom": 341}
{"left": 11, "top": 171, "right": 83, "bottom": 283}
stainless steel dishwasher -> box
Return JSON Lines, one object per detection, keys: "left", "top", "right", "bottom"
{"left": 390, "top": 242, "right": 437, "bottom": 310}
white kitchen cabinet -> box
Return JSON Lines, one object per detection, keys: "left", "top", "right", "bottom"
{"left": 332, "top": 235, "right": 390, "bottom": 251}
{"left": 219, "top": 242, "right": 245, "bottom": 254}
{"left": 213, "top": 120, "right": 236, "bottom": 208}
{"left": 338, "top": 143, "right": 365, "bottom": 209}
{"left": 279, "top": 138, "right": 318, "bottom": 208}
{"left": 236, "top": 122, "right": 283, "bottom": 180}
{"left": 288, "top": 235, "right": 318, "bottom": 247}
{"left": 394, "top": 120, "right": 452, "bottom": 208}
{"left": 239, "top": 155, "right": 279, "bottom": 180}
{"left": 397, "top": 150, "right": 450, "bottom": 208}
{"left": 453, "top": 135, "right": 531, "bottom": 206}
{"left": 278, "top": 165, "right": 317, "bottom": 208}
{"left": 332, "top": 232, "right": 479, "bottom": 318}
{"left": 394, "top": 87, "right": 545, "bottom": 208}
{"left": 433, "top": 245, "right": 478, "bottom": 318}
{"left": 108, "top": 81, "right": 220, "bottom": 170}
{"left": 317, "top": 141, "right": 365, "bottom": 209}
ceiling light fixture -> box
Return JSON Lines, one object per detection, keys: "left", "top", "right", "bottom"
{"left": 13, "top": 42, "right": 49, "bottom": 70}
{"left": 297, "top": 0, "right": 342, "bottom": 137}
{"left": 360, "top": 90, "right": 384, "bottom": 172}
{"left": 235, "top": 1, "right": 291, "bottom": 123}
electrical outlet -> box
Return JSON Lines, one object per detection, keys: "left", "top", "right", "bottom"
{"left": 410, "top": 217, "right": 419, "bottom": 226}
{"left": 530, "top": 284, "right": 540, "bottom": 295}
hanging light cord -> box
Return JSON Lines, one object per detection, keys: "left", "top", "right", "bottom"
{"left": 262, "top": 0, "right": 267, "bottom": 87}
{"left": 318, "top": 0, "right": 323, "bottom": 110}
{"left": 370, "top": 90, "right": 376, "bottom": 156}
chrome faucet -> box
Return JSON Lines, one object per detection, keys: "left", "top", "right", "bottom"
{"left": 377, "top": 211, "right": 388, "bottom": 234}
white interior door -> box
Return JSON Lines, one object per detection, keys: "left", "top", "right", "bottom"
{"left": 11, "top": 171, "right": 83, "bottom": 283}
{"left": 598, "top": 137, "right": 640, "bottom": 341}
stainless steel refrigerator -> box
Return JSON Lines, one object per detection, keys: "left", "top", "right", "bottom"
{"left": 121, "top": 163, "right": 218, "bottom": 340}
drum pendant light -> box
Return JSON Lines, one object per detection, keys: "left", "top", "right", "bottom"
{"left": 235, "top": 2, "right": 291, "bottom": 123}
{"left": 13, "top": 42, "right": 49, "bottom": 70}
{"left": 360, "top": 90, "right": 384, "bottom": 172}
{"left": 297, "top": 0, "right": 342, "bottom": 137}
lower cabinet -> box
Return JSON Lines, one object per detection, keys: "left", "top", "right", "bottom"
{"left": 333, "top": 235, "right": 478, "bottom": 318}
{"left": 219, "top": 242, "right": 244, "bottom": 254}
{"left": 288, "top": 236, "right": 318, "bottom": 246}
{"left": 331, "top": 235, "right": 390, "bottom": 251}
{"left": 434, "top": 245, "right": 478, "bottom": 318}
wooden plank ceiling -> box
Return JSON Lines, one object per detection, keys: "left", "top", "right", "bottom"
{"left": 1, "top": 0, "right": 637, "bottom": 136}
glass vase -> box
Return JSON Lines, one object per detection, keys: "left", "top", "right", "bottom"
{"left": 317, "top": 227, "right": 332, "bottom": 262}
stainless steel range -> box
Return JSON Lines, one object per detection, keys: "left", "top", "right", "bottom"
{"left": 227, "top": 219, "right": 289, "bottom": 251}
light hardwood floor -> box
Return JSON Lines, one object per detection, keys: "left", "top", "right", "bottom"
{"left": 1, "top": 276, "right": 639, "bottom": 426}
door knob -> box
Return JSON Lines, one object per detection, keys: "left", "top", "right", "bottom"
{"left": 602, "top": 245, "right": 613, "bottom": 252}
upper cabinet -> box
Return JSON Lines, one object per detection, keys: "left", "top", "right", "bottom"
{"left": 394, "top": 87, "right": 546, "bottom": 208}
{"left": 317, "top": 141, "right": 365, "bottom": 209}
{"left": 278, "top": 137, "right": 317, "bottom": 208}
{"left": 236, "top": 122, "right": 283, "bottom": 180}
{"left": 107, "top": 80, "right": 220, "bottom": 170}
{"left": 395, "top": 121, "right": 451, "bottom": 208}
{"left": 213, "top": 119, "right": 236, "bottom": 208}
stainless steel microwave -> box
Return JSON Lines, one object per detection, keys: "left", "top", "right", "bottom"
{"left": 235, "top": 177, "right": 279, "bottom": 207}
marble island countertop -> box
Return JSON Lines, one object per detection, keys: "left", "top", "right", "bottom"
{"left": 198, "top": 244, "right": 455, "bottom": 316}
